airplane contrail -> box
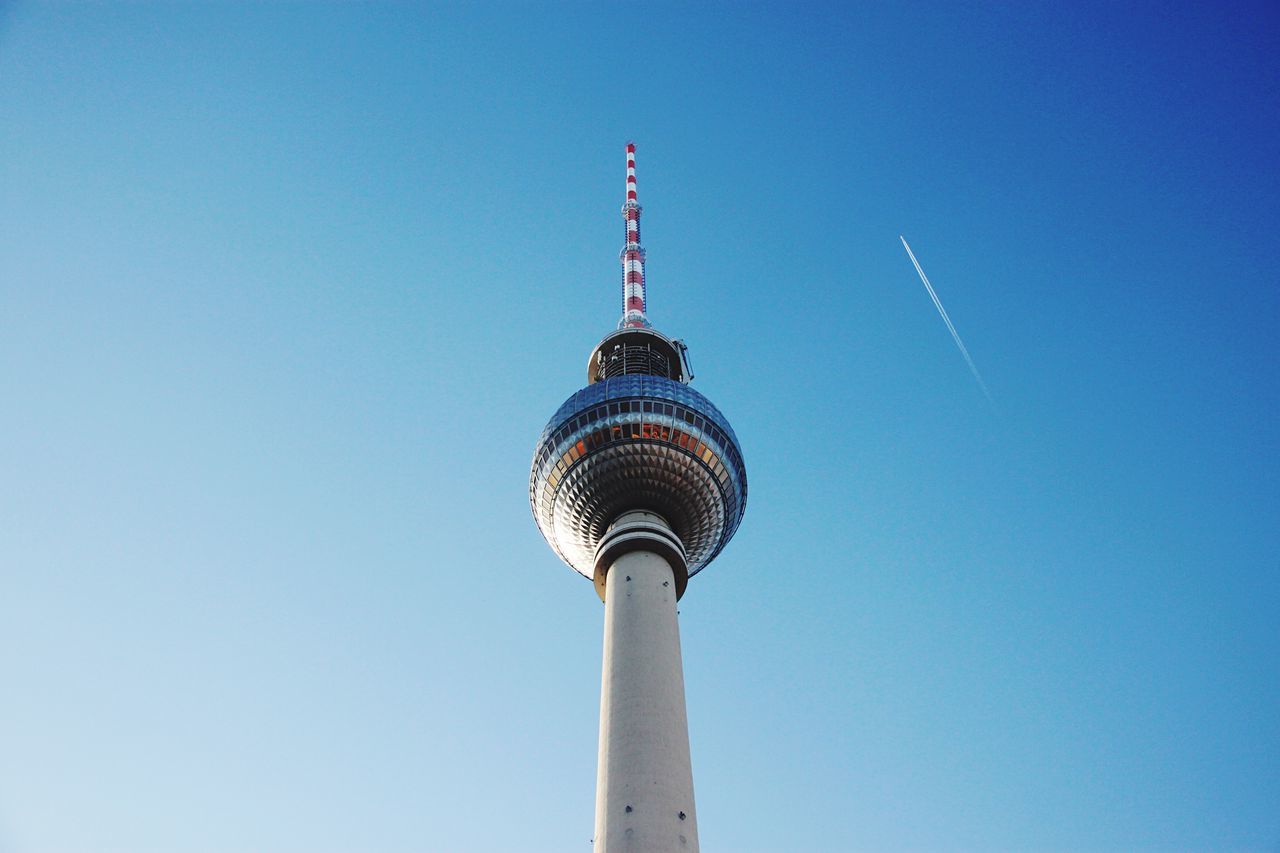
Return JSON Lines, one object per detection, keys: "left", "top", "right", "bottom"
{"left": 899, "top": 235, "right": 994, "bottom": 404}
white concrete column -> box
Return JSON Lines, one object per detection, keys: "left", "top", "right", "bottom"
{"left": 593, "top": 512, "right": 698, "bottom": 852}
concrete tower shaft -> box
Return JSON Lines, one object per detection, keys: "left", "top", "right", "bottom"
{"left": 594, "top": 512, "right": 699, "bottom": 851}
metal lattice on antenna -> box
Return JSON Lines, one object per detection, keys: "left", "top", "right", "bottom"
{"left": 620, "top": 142, "right": 650, "bottom": 329}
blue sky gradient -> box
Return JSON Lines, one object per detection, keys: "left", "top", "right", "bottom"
{"left": 2, "top": 3, "right": 1277, "bottom": 851}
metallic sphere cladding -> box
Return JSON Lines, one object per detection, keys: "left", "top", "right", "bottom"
{"left": 530, "top": 374, "right": 747, "bottom": 581}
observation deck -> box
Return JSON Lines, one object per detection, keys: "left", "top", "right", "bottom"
{"left": 530, "top": 327, "right": 746, "bottom": 596}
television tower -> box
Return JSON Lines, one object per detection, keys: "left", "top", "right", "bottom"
{"left": 530, "top": 144, "right": 748, "bottom": 852}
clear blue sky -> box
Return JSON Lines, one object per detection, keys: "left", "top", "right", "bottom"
{"left": 2, "top": 3, "right": 1276, "bottom": 851}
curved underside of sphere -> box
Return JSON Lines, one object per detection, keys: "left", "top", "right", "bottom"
{"left": 531, "top": 375, "right": 747, "bottom": 581}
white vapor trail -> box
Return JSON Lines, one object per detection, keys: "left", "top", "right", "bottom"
{"left": 900, "top": 235, "right": 994, "bottom": 404}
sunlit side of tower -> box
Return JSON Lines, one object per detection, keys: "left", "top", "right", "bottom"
{"left": 530, "top": 145, "right": 747, "bottom": 852}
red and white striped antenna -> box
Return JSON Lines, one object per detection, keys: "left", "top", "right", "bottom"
{"left": 619, "top": 142, "right": 650, "bottom": 329}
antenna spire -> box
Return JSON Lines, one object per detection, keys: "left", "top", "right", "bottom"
{"left": 619, "top": 142, "right": 650, "bottom": 329}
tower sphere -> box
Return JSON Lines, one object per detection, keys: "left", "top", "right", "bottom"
{"left": 530, "top": 326, "right": 747, "bottom": 596}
